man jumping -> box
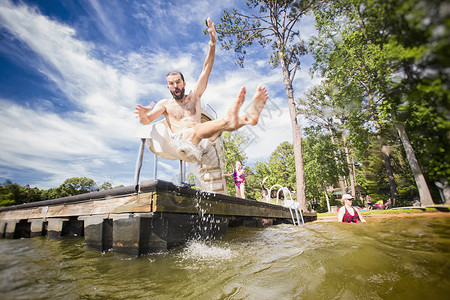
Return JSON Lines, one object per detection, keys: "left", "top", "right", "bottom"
{"left": 134, "top": 18, "right": 268, "bottom": 162}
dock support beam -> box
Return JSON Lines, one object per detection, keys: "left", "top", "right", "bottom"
{"left": 46, "top": 218, "right": 83, "bottom": 238}
{"left": 79, "top": 215, "right": 112, "bottom": 252}
{"left": 108, "top": 212, "right": 229, "bottom": 257}
{"left": 47, "top": 218, "right": 69, "bottom": 238}
{"left": 29, "top": 219, "right": 46, "bottom": 237}
{"left": 0, "top": 222, "right": 6, "bottom": 238}
{"left": 110, "top": 213, "right": 153, "bottom": 256}
{"left": 4, "top": 220, "right": 19, "bottom": 239}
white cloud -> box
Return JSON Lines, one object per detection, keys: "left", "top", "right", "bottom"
{"left": 0, "top": 0, "right": 321, "bottom": 189}
{"left": 0, "top": 98, "right": 126, "bottom": 187}
{"left": 0, "top": 1, "right": 141, "bottom": 188}
{"left": 241, "top": 96, "right": 293, "bottom": 163}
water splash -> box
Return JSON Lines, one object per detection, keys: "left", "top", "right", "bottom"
{"left": 188, "top": 188, "right": 226, "bottom": 241}
{"left": 178, "top": 240, "right": 234, "bottom": 263}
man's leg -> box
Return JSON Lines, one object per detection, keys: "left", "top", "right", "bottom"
{"left": 191, "top": 85, "right": 268, "bottom": 144}
{"left": 240, "top": 85, "right": 268, "bottom": 126}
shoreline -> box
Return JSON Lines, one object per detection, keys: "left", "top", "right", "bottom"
{"left": 315, "top": 211, "right": 450, "bottom": 222}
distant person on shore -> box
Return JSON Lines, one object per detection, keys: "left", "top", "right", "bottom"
{"left": 338, "top": 194, "right": 366, "bottom": 223}
{"left": 384, "top": 199, "right": 392, "bottom": 209}
{"left": 373, "top": 200, "right": 385, "bottom": 210}
{"left": 412, "top": 197, "right": 421, "bottom": 206}
{"left": 223, "top": 161, "right": 245, "bottom": 198}
{"left": 366, "top": 195, "right": 373, "bottom": 210}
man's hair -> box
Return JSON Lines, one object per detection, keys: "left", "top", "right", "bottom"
{"left": 166, "top": 71, "right": 185, "bottom": 82}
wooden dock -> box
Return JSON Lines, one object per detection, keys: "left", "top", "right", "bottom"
{"left": 0, "top": 180, "right": 316, "bottom": 256}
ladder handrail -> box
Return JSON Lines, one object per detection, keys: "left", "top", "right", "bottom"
{"left": 267, "top": 184, "right": 284, "bottom": 203}
{"left": 266, "top": 184, "right": 304, "bottom": 225}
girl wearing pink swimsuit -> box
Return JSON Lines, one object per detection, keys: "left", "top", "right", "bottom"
{"left": 224, "top": 161, "right": 246, "bottom": 199}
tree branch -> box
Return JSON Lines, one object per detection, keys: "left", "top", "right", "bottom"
{"left": 290, "top": 59, "right": 299, "bottom": 82}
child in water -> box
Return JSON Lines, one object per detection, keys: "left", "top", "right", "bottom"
{"left": 223, "top": 161, "right": 245, "bottom": 198}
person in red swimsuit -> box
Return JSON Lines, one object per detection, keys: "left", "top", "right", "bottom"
{"left": 337, "top": 194, "right": 366, "bottom": 223}
{"left": 223, "top": 161, "right": 245, "bottom": 198}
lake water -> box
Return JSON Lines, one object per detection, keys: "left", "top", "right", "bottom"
{"left": 0, "top": 215, "right": 449, "bottom": 299}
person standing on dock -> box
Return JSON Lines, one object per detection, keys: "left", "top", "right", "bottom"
{"left": 223, "top": 161, "right": 246, "bottom": 198}
{"left": 338, "top": 194, "right": 366, "bottom": 223}
{"left": 134, "top": 18, "right": 269, "bottom": 164}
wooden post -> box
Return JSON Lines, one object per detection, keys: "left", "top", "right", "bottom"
{"left": 4, "top": 220, "right": 19, "bottom": 239}
{"left": 79, "top": 215, "right": 112, "bottom": 252}
{"left": 29, "top": 219, "right": 46, "bottom": 238}
{"left": 47, "top": 218, "right": 69, "bottom": 238}
{"left": 0, "top": 222, "right": 6, "bottom": 238}
{"left": 110, "top": 213, "right": 158, "bottom": 257}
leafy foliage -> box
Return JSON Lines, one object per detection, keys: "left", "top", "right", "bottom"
{"left": 0, "top": 178, "right": 119, "bottom": 206}
{"left": 0, "top": 180, "right": 41, "bottom": 206}
{"left": 254, "top": 141, "right": 296, "bottom": 191}
{"left": 307, "top": 0, "right": 449, "bottom": 205}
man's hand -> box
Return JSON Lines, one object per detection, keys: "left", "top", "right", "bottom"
{"left": 207, "top": 17, "right": 217, "bottom": 44}
{"left": 134, "top": 102, "right": 155, "bottom": 125}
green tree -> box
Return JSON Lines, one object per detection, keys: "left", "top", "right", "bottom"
{"left": 21, "top": 185, "right": 42, "bottom": 203}
{"left": 222, "top": 131, "right": 248, "bottom": 174}
{"left": 298, "top": 83, "right": 353, "bottom": 195}
{"left": 254, "top": 141, "right": 296, "bottom": 196}
{"left": 41, "top": 177, "right": 98, "bottom": 200}
{"left": 302, "top": 127, "right": 341, "bottom": 211}
{"left": 312, "top": 2, "right": 400, "bottom": 203}
{"left": 0, "top": 180, "right": 16, "bottom": 206}
{"left": 59, "top": 177, "right": 97, "bottom": 196}
{"left": 310, "top": 0, "right": 447, "bottom": 205}
{"left": 0, "top": 180, "right": 42, "bottom": 206}
{"left": 0, "top": 178, "right": 123, "bottom": 205}
{"left": 40, "top": 187, "right": 62, "bottom": 200}
{"left": 217, "top": 0, "right": 322, "bottom": 211}
{"left": 100, "top": 182, "right": 113, "bottom": 190}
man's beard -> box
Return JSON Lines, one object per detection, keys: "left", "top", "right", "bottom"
{"left": 171, "top": 87, "right": 185, "bottom": 100}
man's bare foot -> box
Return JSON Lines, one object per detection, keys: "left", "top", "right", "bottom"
{"left": 241, "top": 85, "right": 268, "bottom": 125}
{"left": 224, "top": 86, "right": 246, "bottom": 131}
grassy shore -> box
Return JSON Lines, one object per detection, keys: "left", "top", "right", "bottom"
{"left": 316, "top": 206, "right": 450, "bottom": 222}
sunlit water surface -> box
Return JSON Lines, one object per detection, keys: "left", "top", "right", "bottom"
{"left": 0, "top": 216, "right": 449, "bottom": 299}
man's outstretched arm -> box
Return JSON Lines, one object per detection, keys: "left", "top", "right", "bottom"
{"left": 193, "top": 17, "right": 217, "bottom": 99}
{"left": 135, "top": 102, "right": 165, "bottom": 125}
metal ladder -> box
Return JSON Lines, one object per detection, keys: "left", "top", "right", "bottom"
{"left": 134, "top": 138, "right": 187, "bottom": 188}
{"left": 265, "top": 184, "right": 304, "bottom": 226}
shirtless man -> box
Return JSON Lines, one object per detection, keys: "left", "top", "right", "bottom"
{"left": 134, "top": 18, "right": 268, "bottom": 149}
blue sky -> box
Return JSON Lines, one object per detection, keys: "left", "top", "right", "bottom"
{"left": 0, "top": 0, "right": 320, "bottom": 190}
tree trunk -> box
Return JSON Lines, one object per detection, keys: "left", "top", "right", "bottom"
{"left": 377, "top": 135, "right": 398, "bottom": 205}
{"left": 435, "top": 179, "right": 450, "bottom": 204}
{"left": 351, "top": 155, "right": 358, "bottom": 197}
{"left": 369, "top": 95, "right": 398, "bottom": 204}
{"left": 343, "top": 135, "right": 356, "bottom": 198}
{"left": 280, "top": 61, "right": 307, "bottom": 211}
{"left": 324, "top": 188, "right": 331, "bottom": 212}
{"left": 394, "top": 122, "right": 434, "bottom": 205}
{"left": 328, "top": 125, "right": 347, "bottom": 196}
